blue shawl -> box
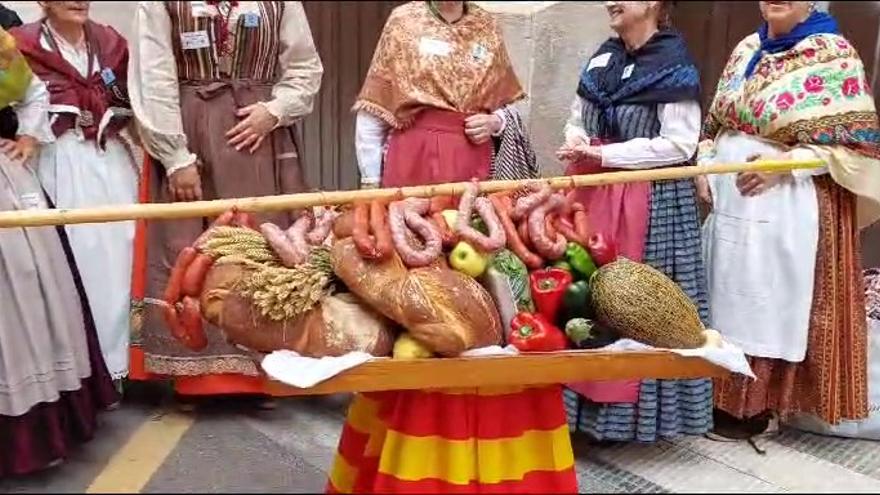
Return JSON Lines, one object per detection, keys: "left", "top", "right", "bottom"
{"left": 744, "top": 11, "right": 840, "bottom": 79}
{"left": 576, "top": 29, "right": 700, "bottom": 140}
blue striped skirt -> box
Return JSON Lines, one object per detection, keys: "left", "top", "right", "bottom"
{"left": 565, "top": 179, "right": 713, "bottom": 442}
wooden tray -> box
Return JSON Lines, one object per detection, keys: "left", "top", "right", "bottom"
{"left": 263, "top": 350, "right": 728, "bottom": 396}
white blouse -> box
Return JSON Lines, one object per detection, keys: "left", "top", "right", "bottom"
{"left": 13, "top": 75, "right": 53, "bottom": 144}
{"left": 128, "top": 1, "right": 323, "bottom": 176}
{"left": 355, "top": 107, "right": 511, "bottom": 187}
{"left": 563, "top": 97, "right": 702, "bottom": 169}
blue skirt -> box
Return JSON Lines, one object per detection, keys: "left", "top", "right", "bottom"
{"left": 565, "top": 178, "right": 713, "bottom": 442}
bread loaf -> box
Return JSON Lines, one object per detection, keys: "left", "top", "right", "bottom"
{"left": 199, "top": 262, "right": 394, "bottom": 357}
{"left": 331, "top": 238, "right": 502, "bottom": 356}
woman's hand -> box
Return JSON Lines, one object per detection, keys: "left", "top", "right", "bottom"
{"left": 226, "top": 103, "right": 279, "bottom": 153}
{"left": 169, "top": 163, "right": 203, "bottom": 202}
{"left": 0, "top": 135, "right": 38, "bottom": 162}
{"left": 556, "top": 143, "right": 602, "bottom": 164}
{"left": 695, "top": 175, "right": 713, "bottom": 210}
{"left": 464, "top": 113, "right": 502, "bottom": 145}
{"left": 735, "top": 151, "right": 792, "bottom": 197}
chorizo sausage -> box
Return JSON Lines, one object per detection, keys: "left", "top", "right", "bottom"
{"left": 545, "top": 212, "right": 559, "bottom": 241}
{"left": 518, "top": 219, "right": 533, "bottom": 250}
{"left": 332, "top": 209, "right": 355, "bottom": 239}
{"left": 431, "top": 211, "right": 459, "bottom": 248}
{"left": 370, "top": 200, "right": 394, "bottom": 259}
{"left": 554, "top": 215, "right": 584, "bottom": 245}
{"left": 234, "top": 211, "right": 259, "bottom": 230}
{"left": 261, "top": 222, "right": 304, "bottom": 267}
{"left": 570, "top": 202, "right": 590, "bottom": 242}
{"left": 180, "top": 296, "right": 208, "bottom": 351}
{"left": 528, "top": 194, "right": 567, "bottom": 260}
{"left": 454, "top": 182, "right": 507, "bottom": 252}
{"left": 402, "top": 206, "right": 443, "bottom": 267}
{"left": 182, "top": 253, "right": 214, "bottom": 297}
{"left": 163, "top": 304, "right": 187, "bottom": 341}
{"left": 512, "top": 183, "right": 552, "bottom": 221}
{"left": 286, "top": 213, "right": 315, "bottom": 262}
{"left": 307, "top": 208, "right": 335, "bottom": 245}
{"left": 352, "top": 201, "right": 380, "bottom": 259}
{"left": 489, "top": 194, "right": 544, "bottom": 270}
{"left": 164, "top": 247, "right": 197, "bottom": 304}
{"left": 388, "top": 201, "right": 416, "bottom": 262}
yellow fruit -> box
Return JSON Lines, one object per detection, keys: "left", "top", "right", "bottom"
{"left": 449, "top": 241, "right": 488, "bottom": 278}
{"left": 393, "top": 333, "right": 434, "bottom": 360}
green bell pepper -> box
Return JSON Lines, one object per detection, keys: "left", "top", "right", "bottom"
{"left": 565, "top": 242, "right": 597, "bottom": 280}
{"left": 556, "top": 279, "right": 593, "bottom": 327}
{"left": 553, "top": 260, "right": 573, "bottom": 273}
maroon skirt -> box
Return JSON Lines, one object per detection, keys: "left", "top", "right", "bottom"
{"left": 382, "top": 109, "right": 493, "bottom": 187}
{"left": 0, "top": 224, "right": 119, "bottom": 477}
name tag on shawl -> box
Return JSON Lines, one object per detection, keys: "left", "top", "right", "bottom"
{"left": 181, "top": 31, "right": 211, "bottom": 50}
{"left": 243, "top": 12, "right": 260, "bottom": 28}
{"left": 100, "top": 67, "right": 116, "bottom": 86}
{"left": 587, "top": 52, "right": 612, "bottom": 71}
{"left": 19, "top": 193, "right": 42, "bottom": 210}
{"left": 190, "top": 1, "right": 213, "bottom": 18}
{"left": 419, "top": 37, "right": 452, "bottom": 57}
{"left": 622, "top": 64, "right": 635, "bottom": 80}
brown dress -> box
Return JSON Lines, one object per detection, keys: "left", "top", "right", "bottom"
{"left": 128, "top": 1, "right": 321, "bottom": 395}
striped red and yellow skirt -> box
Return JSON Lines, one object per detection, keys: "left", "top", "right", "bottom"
{"left": 326, "top": 385, "right": 578, "bottom": 494}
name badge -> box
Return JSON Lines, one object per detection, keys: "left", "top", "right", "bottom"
{"left": 100, "top": 67, "right": 116, "bottom": 86}
{"left": 243, "top": 12, "right": 260, "bottom": 28}
{"left": 19, "top": 192, "right": 42, "bottom": 210}
{"left": 181, "top": 31, "right": 210, "bottom": 50}
{"left": 190, "top": 1, "right": 212, "bottom": 18}
{"left": 587, "top": 52, "right": 612, "bottom": 71}
{"left": 419, "top": 37, "right": 452, "bottom": 57}
{"left": 622, "top": 64, "right": 635, "bottom": 80}
{"left": 471, "top": 43, "right": 489, "bottom": 63}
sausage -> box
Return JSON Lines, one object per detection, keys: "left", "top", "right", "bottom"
{"left": 163, "top": 247, "right": 197, "bottom": 304}
{"left": 193, "top": 210, "right": 237, "bottom": 250}
{"left": 401, "top": 206, "right": 443, "bottom": 267}
{"left": 163, "top": 304, "right": 187, "bottom": 340}
{"left": 332, "top": 209, "right": 355, "bottom": 239}
{"left": 517, "top": 219, "right": 533, "bottom": 250}
{"left": 404, "top": 197, "right": 431, "bottom": 215}
{"left": 512, "top": 183, "right": 552, "bottom": 221}
{"left": 528, "top": 194, "right": 567, "bottom": 260}
{"left": 307, "top": 209, "right": 335, "bottom": 245}
{"left": 388, "top": 201, "right": 415, "bottom": 262}
{"left": 234, "top": 211, "right": 259, "bottom": 230}
{"left": 352, "top": 201, "right": 380, "bottom": 259}
{"left": 261, "top": 222, "right": 304, "bottom": 267}
{"left": 182, "top": 253, "right": 214, "bottom": 297}
{"left": 180, "top": 296, "right": 208, "bottom": 351}
{"left": 286, "top": 213, "right": 315, "bottom": 262}
{"left": 570, "top": 202, "right": 590, "bottom": 242}
{"left": 453, "top": 182, "right": 506, "bottom": 252}
{"left": 370, "top": 200, "right": 394, "bottom": 259}
{"left": 431, "top": 211, "right": 459, "bottom": 248}
{"left": 454, "top": 181, "right": 478, "bottom": 234}
{"left": 545, "top": 212, "right": 559, "bottom": 241}
{"left": 429, "top": 195, "right": 457, "bottom": 214}
{"left": 489, "top": 194, "right": 543, "bottom": 269}
{"left": 554, "top": 215, "right": 584, "bottom": 245}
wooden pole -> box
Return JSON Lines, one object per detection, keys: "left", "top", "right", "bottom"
{"left": 0, "top": 159, "right": 822, "bottom": 227}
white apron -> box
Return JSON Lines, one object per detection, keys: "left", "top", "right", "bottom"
{"left": 701, "top": 131, "right": 819, "bottom": 362}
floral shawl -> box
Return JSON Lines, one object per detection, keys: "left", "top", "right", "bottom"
{"left": 703, "top": 32, "right": 880, "bottom": 228}
{"left": 354, "top": 1, "right": 524, "bottom": 129}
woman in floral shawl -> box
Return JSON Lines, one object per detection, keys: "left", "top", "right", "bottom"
{"left": 699, "top": 1, "right": 880, "bottom": 436}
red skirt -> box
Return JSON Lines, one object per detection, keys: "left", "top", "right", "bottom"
{"left": 382, "top": 110, "right": 493, "bottom": 187}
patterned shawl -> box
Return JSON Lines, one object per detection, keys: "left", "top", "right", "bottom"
{"left": 355, "top": 1, "right": 524, "bottom": 129}
{"left": 577, "top": 29, "right": 700, "bottom": 140}
{"left": 867, "top": 268, "right": 880, "bottom": 321}
{"left": 703, "top": 32, "right": 880, "bottom": 228}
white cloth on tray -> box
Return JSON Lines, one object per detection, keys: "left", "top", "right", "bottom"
{"left": 596, "top": 338, "right": 755, "bottom": 378}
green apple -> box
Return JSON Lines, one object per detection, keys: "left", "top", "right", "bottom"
{"left": 449, "top": 241, "right": 488, "bottom": 278}
{"left": 440, "top": 209, "right": 459, "bottom": 229}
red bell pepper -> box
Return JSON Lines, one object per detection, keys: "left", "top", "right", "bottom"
{"left": 529, "top": 268, "right": 573, "bottom": 323}
{"left": 509, "top": 312, "right": 569, "bottom": 352}
{"left": 586, "top": 232, "right": 618, "bottom": 266}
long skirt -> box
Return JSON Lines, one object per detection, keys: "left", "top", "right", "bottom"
{"left": 564, "top": 179, "right": 714, "bottom": 442}
{"left": 714, "top": 177, "right": 868, "bottom": 424}
{"left": 129, "top": 81, "right": 306, "bottom": 397}
{"left": 37, "top": 133, "right": 138, "bottom": 380}
{"left": 328, "top": 109, "right": 577, "bottom": 493}
{"left": 0, "top": 158, "right": 118, "bottom": 476}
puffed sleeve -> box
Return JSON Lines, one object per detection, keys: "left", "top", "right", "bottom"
{"left": 261, "top": 2, "right": 323, "bottom": 126}
{"left": 128, "top": 1, "right": 196, "bottom": 176}
{"left": 14, "top": 74, "right": 53, "bottom": 144}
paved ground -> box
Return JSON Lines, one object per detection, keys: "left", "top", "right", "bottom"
{"left": 3, "top": 382, "right": 880, "bottom": 493}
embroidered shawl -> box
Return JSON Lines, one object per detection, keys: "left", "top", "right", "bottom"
{"left": 355, "top": 1, "right": 524, "bottom": 129}
{"left": 703, "top": 32, "right": 880, "bottom": 228}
